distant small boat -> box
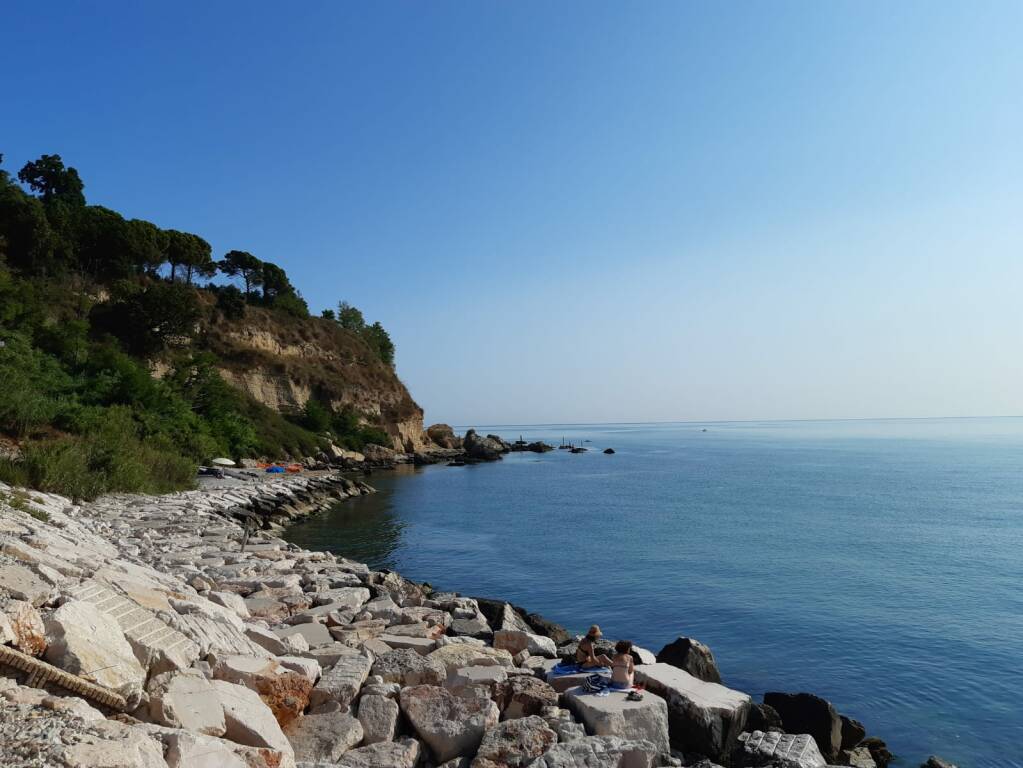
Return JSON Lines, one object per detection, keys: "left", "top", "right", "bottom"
{"left": 570, "top": 446, "right": 587, "bottom": 453}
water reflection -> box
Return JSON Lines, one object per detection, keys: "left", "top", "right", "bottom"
{"left": 284, "top": 478, "right": 407, "bottom": 569}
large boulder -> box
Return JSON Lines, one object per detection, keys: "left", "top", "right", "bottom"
{"left": 564, "top": 686, "right": 670, "bottom": 755}
{"left": 162, "top": 731, "right": 249, "bottom": 768}
{"left": 212, "top": 654, "right": 313, "bottom": 728}
{"left": 921, "top": 758, "right": 958, "bottom": 768}
{"left": 633, "top": 663, "right": 750, "bottom": 763}
{"left": 429, "top": 643, "right": 514, "bottom": 676}
{"left": 841, "top": 715, "right": 867, "bottom": 750}
{"left": 655, "top": 637, "right": 721, "bottom": 683}
{"left": 428, "top": 424, "right": 463, "bottom": 449}
{"left": 399, "top": 684, "right": 500, "bottom": 763}
{"left": 284, "top": 709, "right": 364, "bottom": 763}
{"left": 2, "top": 599, "right": 46, "bottom": 656}
{"left": 0, "top": 563, "right": 51, "bottom": 605}
{"left": 373, "top": 648, "right": 447, "bottom": 686}
{"left": 471, "top": 715, "right": 558, "bottom": 768}
{"left": 211, "top": 679, "right": 295, "bottom": 758}
{"left": 762, "top": 692, "right": 842, "bottom": 761}
{"left": 524, "top": 613, "right": 572, "bottom": 647}
{"left": 733, "top": 730, "right": 826, "bottom": 768}
{"left": 493, "top": 629, "right": 557, "bottom": 658}
{"left": 149, "top": 670, "right": 227, "bottom": 736}
{"left": 358, "top": 693, "right": 400, "bottom": 744}
{"left": 532, "top": 736, "right": 660, "bottom": 768}
{"left": 339, "top": 737, "right": 422, "bottom": 768}
{"left": 44, "top": 599, "right": 146, "bottom": 701}
{"left": 309, "top": 651, "right": 374, "bottom": 710}
{"left": 463, "top": 431, "right": 507, "bottom": 461}
{"left": 494, "top": 675, "right": 559, "bottom": 720}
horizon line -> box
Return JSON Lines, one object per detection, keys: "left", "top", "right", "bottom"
{"left": 449, "top": 414, "right": 1023, "bottom": 430}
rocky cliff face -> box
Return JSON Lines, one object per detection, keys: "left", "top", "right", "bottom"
{"left": 202, "top": 305, "right": 429, "bottom": 452}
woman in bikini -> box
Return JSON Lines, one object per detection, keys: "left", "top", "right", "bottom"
{"left": 576, "top": 625, "right": 614, "bottom": 668}
{"left": 610, "top": 639, "right": 635, "bottom": 689}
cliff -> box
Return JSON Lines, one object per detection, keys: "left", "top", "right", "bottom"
{"left": 200, "top": 299, "right": 429, "bottom": 452}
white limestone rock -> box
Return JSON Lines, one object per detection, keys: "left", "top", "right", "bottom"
{"left": 532, "top": 736, "right": 660, "bottom": 768}
{"left": 339, "top": 737, "right": 423, "bottom": 768}
{"left": 633, "top": 663, "right": 750, "bottom": 762}
{"left": 471, "top": 715, "right": 558, "bottom": 768}
{"left": 735, "top": 730, "right": 827, "bottom": 768}
{"left": 493, "top": 629, "right": 558, "bottom": 659}
{"left": 44, "top": 599, "right": 146, "bottom": 701}
{"left": 565, "top": 686, "right": 669, "bottom": 755}
{"left": 149, "top": 670, "right": 227, "bottom": 736}
{"left": 285, "top": 709, "right": 364, "bottom": 762}
{"left": 399, "top": 684, "right": 500, "bottom": 763}
{"left": 212, "top": 678, "right": 296, "bottom": 758}
{"left": 309, "top": 651, "right": 374, "bottom": 709}
{"left": 358, "top": 693, "right": 400, "bottom": 744}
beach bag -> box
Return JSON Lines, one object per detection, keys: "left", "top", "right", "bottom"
{"left": 583, "top": 674, "right": 608, "bottom": 693}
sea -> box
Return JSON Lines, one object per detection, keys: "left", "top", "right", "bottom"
{"left": 283, "top": 418, "right": 1023, "bottom": 767}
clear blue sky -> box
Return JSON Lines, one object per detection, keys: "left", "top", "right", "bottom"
{"left": 3, "top": 2, "right": 1021, "bottom": 425}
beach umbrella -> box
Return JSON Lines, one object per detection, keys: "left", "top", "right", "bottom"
{"left": 211, "top": 457, "right": 236, "bottom": 467}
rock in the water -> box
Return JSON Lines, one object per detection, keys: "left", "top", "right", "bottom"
{"left": 633, "top": 663, "right": 750, "bottom": 763}
{"left": 748, "top": 702, "right": 783, "bottom": 733}
{"left": 358, "top": 693, "right": 400, "bottom": 744}
{"left": 463, "top": 430, "right": 507, "bottom": 461}
{"left": 564, "top": 686, "right": 670, "bottom": 755}
{"left": 373, "top": 648, "right": 447, "bottom": 687}
{"left": 841, "top": 715, "right": 867, "bottom": 750}
{"left": 532, "top": 735, "right": 660, "bottom": 768}
{"left": 846, "top": 746, "right": 878, "bottom": 767}
{"left": 655, "top": 636, "right": 722, "bottom": 684}
{"left": 859, "top": 737, "right": 893, "bottom": 768}
{"left": 211, "top": 679, "right": 295, "bottom": 758}
{"left": 762, "top": 692, "right": 842, "bottom": 761}
{"left": 339, "top": 737, "right": 422, "bottom": 768}
{"left": 284, "top": 708, "right": 364, "bottom": 762}
{"left": 149, "top": 670, "right": 227, "bottom": 736}
{"left": 471, "top": 715, "right": 558, "bottom": 768}
{"left": 400, "top": 684, "right": 500, "bottom": 763}
{"left": 921, "top": 757, "right": 958, "bottom": 768}
{"left": 494, "top": 675, "right": 559, "bottom": 720}
{"left": 734, "top": 730, "right": 826, "bottom": 768}
{"left": 44, "top": 599, "right": 146, "bottom": 700}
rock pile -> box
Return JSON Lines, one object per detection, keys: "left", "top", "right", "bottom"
{"left": 0, "top": 477, "right": 925, "bottom": 768}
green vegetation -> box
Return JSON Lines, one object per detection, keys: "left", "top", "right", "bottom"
{"left": 0, "top": 152, "right": 400, "bottom": 499}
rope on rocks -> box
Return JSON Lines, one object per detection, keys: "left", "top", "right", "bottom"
{"left": 0, "top": 644, "right": 127, "bottom": 712}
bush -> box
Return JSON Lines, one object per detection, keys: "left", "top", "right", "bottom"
{"left": 216, "top": 285, "right": 246, "bottom": 320}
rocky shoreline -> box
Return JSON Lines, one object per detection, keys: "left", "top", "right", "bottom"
{"left": 0, "top": 474, "right": 957, "bottom": 768}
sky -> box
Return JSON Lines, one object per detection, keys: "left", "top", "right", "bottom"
{"left": 2, "top": 2, "right": 1022, "bottom": 425}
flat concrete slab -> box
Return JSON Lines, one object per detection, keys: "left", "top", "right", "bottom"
{"left": 564, "top": 686, "right": 669, "bottom": 754}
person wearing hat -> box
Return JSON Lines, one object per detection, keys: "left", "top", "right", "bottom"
{"left": 576, "top": 625, "right": 613, "bottom": 668}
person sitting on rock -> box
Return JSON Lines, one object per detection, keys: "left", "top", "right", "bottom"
{"left": 610, "top": 640, "right": 635, "bottom": 689}
{"left": 576, "top": 625, "right": 613, "bottom": 668}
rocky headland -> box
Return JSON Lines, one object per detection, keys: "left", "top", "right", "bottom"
{"left": 0, "top": 473, "right": 956, "bottom": 768}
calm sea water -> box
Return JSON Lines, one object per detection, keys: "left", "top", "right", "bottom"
{"left": 284, "top": 418, "right": 1023, "bottom": 767}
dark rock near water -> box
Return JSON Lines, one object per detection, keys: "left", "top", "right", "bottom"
{"left": 762, "top": 692, "right": 842, "bottom": 762}
{"left": 859, "top": 736, "right": 893, "bottom": 767}
{"left": 921, "top": 757, "right": 958, "bottom": 768}
{"left": 747, "top": 703, "right": 783, "bottom": 733}
{"left": 656, "top": 636, "right": 722, "bottom": 683}
{"left": 603, "top": 448, "right": 615, "bottom": 454}
{"left": 525, "top": 612, "right": 572, "bottom": 646}
{"left": 463, "top": 430, "right": 507, "bottom": 461}
{"left": 841, "top": 714, "right": 867, "bottom": 750}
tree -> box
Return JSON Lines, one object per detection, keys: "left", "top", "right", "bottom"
{"left": 216, "top": 285, "right": 246, "bottom": 320}
{"left": 0, "top": 174, "right": 56, "bottom": 274}
{"left": 91, "top": 282, "right": 201, "bottom": 356}
{"left": 259, "top": 261, "right": 293, "bottom": 302}
{"left": 218, "top": 250, "right": 263, "bottom": 297}
{"left": 363, "top": 321, "right": 395, "bottom": 366}
{"left": 125, "top": 219, "right": 168, "bottom": 275}
{"left": 165, "top": 230, "right": 213, "bottom": 284}
{"left": 74, "top": 205, "right": 137, "bottom": 282}
{"left": 17, "top": 154, "right": 85, "bottom": 207}
{"left": 320, "top": 308, "right": 336, "bottom": 320}
{"left": 337, "top": 301, "right": 365, "bottom": 331}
